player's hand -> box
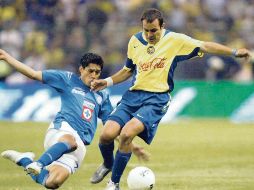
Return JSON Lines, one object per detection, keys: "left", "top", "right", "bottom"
{"left": 0, "top": 49, "right": 12, "bottom": 63}
{"left": 235, "top": 48, "right": 252, "bottom": 59}
{"left": 132, "top": 145, "right": 151, "bottom": 162}
{"left": 91, "top": 79, "right": 107, "bottom": 91}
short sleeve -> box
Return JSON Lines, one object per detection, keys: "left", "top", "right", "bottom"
{"left": 127, "top": 36, "right": 136, "bottom": 60}
{"left": 177, "top": 34, "right": 204, "bottom": 57}
{"left": 42, "top": 70, "right": 72, "bottom": 91}
{"left": 124, "top": 58, "right": 135, "bottom": 71}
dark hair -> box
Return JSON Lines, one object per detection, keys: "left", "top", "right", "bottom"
{"left": 140, "top": 8, "right": 164, "bottom": 27}
{"left": 80, "top": 53, "right": 104, "bottom": 69}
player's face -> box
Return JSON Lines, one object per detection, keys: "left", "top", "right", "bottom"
{"left": 142, "top": 19, "right": 164, "bottom": 45}
{"left": 79, "top": 63, "right": 101, "bottom": 87}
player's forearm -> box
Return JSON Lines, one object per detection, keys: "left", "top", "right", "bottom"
{"left": 11, "top": 59, "right": 42, "bottom": 80}
{"left": 111, "top": 68, "right": 132, "bottom": 85}
{"left": 200, "top": 42, "right": 235, "bottom": 56}
{"left": 0, "top": 49, "right": 42, "bottom": 81}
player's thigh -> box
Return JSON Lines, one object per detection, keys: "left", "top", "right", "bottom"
{"left": 44, "top": 122, "right": 79, "bottom": 150}
{"left": 46, "top": 144, "right": 86, "bottom": 175}
{"left": 46, "top": 164, "right": 70, "bottom": 187}
{"left": 100, "top": 120, "right": 121, "bottom": 143}
{"left": 121, "top": 117, "right": 145, "bottom": 139}
{"left": 43, "top": 123, "right": 66, "bottom": 149}
{"left": 45, "top": 122, "right": 87, "bottom": 174}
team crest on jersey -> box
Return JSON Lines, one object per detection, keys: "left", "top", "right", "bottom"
{"left": 82, "top": 100, "right": 95, "bottom": 121}
{"left": 82, "top": 106, "right": 93, "bottom": 121}
{"left": 147, "top": 46, "right": 155, "bottom": 54}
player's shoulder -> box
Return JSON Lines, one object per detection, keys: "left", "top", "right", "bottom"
{"left": 60, "top": 71, "right": 78, "bottom": 82}
{"left": 132, "top": 31, "right": 142, "bottom": 40}
{"left": 169, "top": 31, "right": 192, "bottom": 40}
{"left": 130, "top": 31, "right": 147, "bottom": 45}
{"left": 45, "top": 70, "right": 74, "bottom": 78}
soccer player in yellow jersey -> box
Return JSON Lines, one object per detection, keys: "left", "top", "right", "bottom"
{"left": 90, "top": 8, "right": 252, "bottom": 190}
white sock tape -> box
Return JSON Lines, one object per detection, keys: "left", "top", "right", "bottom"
{"left": 105, "top": 77, "right": 113, "bottom": 87}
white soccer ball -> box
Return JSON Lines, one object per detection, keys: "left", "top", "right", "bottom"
{"left": 127, "top": 166, "right": 155, "bottom": 190}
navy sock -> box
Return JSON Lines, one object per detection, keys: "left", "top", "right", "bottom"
{"left": 111, "top": 150, "right": 132, "bottom": 183}
{"left": 99, "top": 142, "right": 114, "bottom": 169}
{"left": 30, "top": 168, "right": 49, "bottom": 186}
{"left": 17, "top": 157, "right": 33, "bottom": 168}
{"left": 37, "top": 142, "right": 72, "bottom": 166}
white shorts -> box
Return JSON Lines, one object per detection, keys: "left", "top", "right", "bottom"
{"left": 43, "top": 121, "right": 86, "bottom": 174}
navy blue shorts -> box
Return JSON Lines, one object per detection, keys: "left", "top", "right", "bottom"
{"left": 108, "top": 90, "right": 171, "bottom": 144}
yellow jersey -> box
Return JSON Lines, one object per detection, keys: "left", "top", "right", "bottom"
{"left": 124, "top": 29, "right": 203, "bottom": 92}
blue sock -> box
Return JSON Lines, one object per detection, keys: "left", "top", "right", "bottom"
{"left": 111, "top": 150, "right": 132, "bottom": 183}
{"left": 30, "top": 168, "right": 49, "bottom": 186}
{"left": 99, "top": 142, "right": 114, "bottom": 169}
{"left": 17, "top": 158, "right": 49, "bottom": 186}
{"left": 37, "top": 142, "right": 72, "bottom": 166}
{"left": 17, "top": 157, "right": 33, "bottom": 168}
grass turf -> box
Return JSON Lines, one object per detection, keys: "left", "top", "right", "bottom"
{"left": 0, "top": 119, "right": 254, "bottom": 190}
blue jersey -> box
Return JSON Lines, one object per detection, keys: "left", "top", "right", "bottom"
{"left": 42, "top": 70, "right": 113, "bottom": 145}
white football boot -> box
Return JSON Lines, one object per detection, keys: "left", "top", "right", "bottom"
{"left": 1, "top": 150, "right": 35, "bottom": 164}
{"left": 105, "top": 180, "right": 120, "bottom": 190}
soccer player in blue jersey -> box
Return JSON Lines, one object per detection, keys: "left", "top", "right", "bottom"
{"left": 0, "top": 49, "right": 149, "bottom": 189}
{"left": 90, "top": 8, "right": 252, "bottom": 190}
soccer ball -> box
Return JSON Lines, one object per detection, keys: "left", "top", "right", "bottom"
{"left": 127, "top": 166, "right": 155, "bottom": 190}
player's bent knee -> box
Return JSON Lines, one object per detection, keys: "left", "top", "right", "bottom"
{"left": 45, "top": 182, "right": 60, "bottom": 189}
{"left": 100, "top": 120, "right": 121, "bottom": 144}
{"left": 45, "top": 165, "right": 69, "bottom": 189}
{"left": 119, "top": 132, "right": 133, "bottom": 146}
{"left": 45, "top": 175, "right": 68, "bottom": 189}
{"left": 100, "top": 128, "right": 119, "bottom": 144}
{"left": 59, "top": 134, "right": 78, "bottom": 151}
{"left": 100, "top": 133, "right": 115, "bottom": 144}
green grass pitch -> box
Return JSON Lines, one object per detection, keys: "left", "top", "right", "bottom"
{"left": 0, "top": 120, "right": 254, "bottom": 190}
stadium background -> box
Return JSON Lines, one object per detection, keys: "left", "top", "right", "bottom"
{"left": 1, "top": 1, "right": 254, "bottom": 190}
{"left": 1, "top": 0, "right": 254, "bottom": 82}
{"left": 0, "top": 0, "right": 254, "bottom": 122}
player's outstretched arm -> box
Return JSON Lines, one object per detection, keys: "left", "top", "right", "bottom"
{"left": 0, "top": 49, "right": 42, "bottom": 81}
{"left": 91, "top": 68, "right": 132, "bottom": 91}
{"left": 200, "top": 42, "right": 252, "bottom": 59}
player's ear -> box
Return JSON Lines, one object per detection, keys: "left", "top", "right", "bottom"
{"left": 79, "top": 66, "right": 83, "bottom": 74}
{"left": 161, "top": 23, "right": 165, "bottom": 29}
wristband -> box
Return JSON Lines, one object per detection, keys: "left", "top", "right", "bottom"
{"left": 232, "top": 48, "right": 238, "bottom": 57}
{"left": 105, "top": 77, "right": 113, "bottom": 87}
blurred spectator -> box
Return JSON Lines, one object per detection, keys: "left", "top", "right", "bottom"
{"left": 0, "top": 3, "right": 24, "bottom": 81}
{"left": 0, "top": 0, "right": 253, "bottom": 83}
{"left": 6, "top": 49, "right": 46, "bottom": 84}
{"left": 205, "top": 56, "right": 240, "bottom": 81}
{"left": 233, "top": 50, "right": 254, "bottom": 82}
{"left": 43, "top": 35, "right": 65, "bottom": 69}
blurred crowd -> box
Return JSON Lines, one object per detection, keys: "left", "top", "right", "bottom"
{"left": 0, "top": 0, "right": 254, "bottom": 84}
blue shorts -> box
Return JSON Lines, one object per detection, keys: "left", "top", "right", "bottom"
{"left": 108, "top": 90, "right": 171, "bottom": 144}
